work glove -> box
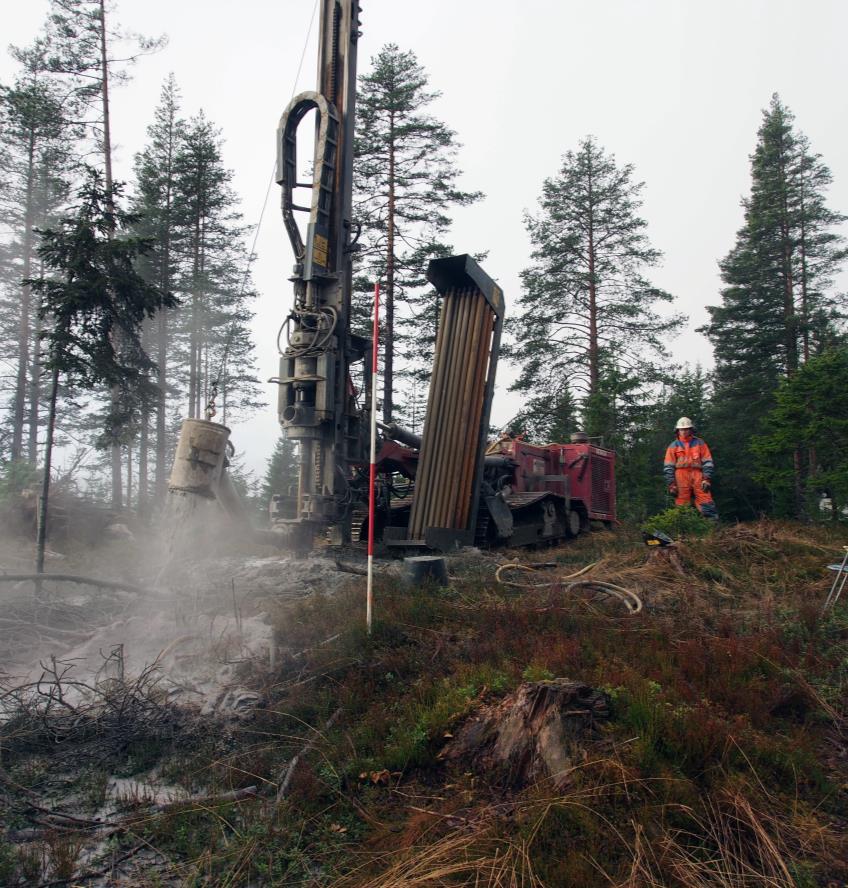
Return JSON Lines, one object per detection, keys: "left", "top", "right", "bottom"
{"left": 668, "top": 483, "right": 678, "bottom": 496}
{"left": 701, "top": 479, "right": 711, "bottom": 492}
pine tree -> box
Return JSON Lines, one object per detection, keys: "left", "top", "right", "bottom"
{"left": 508, "top": 137, "right": 682, "bottom": 436}
{"left": 353, "top": 44, "right": 482, "bottom": 423}
{"left": 132, "top": 74, "right": 184, "bottom": 509}
{"left": 0, "top": 39, "right": 79, "bottom": 465}
{"left": 793, "top": 131, "right": 846, "bottom": 360}
{"left": 170, "top": 112, "right": 261, "bottom": 425}
{"left": 582, "top": 360, "right": 661, "bottom": 521}
{"left": 702, "top": 95, "right": 846, "bottom": 519}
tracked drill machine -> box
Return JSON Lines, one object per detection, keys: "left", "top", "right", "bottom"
{"left": 264, "top": 0, "right": 616, "bottom": 550}
{"left": 168, "top": 0, "right": 616, "bottom": 550}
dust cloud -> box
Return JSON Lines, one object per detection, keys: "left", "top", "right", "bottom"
{"left": 0, "top": 489, "right": 349, "bottom": 718}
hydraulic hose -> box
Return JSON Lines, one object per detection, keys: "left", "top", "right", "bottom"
{"left": 495, "top": 560, "right": 643, "bottom": 615}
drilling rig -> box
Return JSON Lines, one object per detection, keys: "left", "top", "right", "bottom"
{"left": 270, "top": 0, "right": 366, "bottom": 551}
{"left": 168, "top": 0, "right": 617, "bottom": 551}
{"left": 265, "top": 0, "right": 616, "bottom": 551}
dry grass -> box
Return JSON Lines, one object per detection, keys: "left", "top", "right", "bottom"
{"left": 1, "top": 519, "right": 847, "bottom": 886}
{"left": 330, "top": 830, "right": 542, "bottom": 888}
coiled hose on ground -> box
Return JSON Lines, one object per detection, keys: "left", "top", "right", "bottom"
{"left": 494, "top": 560, "right": 643, "bottom": 615}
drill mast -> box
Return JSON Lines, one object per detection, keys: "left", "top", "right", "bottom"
{"left": 274, "top": 0, "right": 366, "bottom": 549}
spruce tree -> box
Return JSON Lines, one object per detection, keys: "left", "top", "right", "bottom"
{"left": 509, "top": 137, "right": 682, "bottom": 436}
{"left": 753, "top": 349, "right": 848, "bottom": 518}
{"left": 507, "top": 389, "right": 578, "bottom": 444}
{"left": 353, "top": 44, "right": 482, "bottom": 423}
{"left": 39, "top": 0, "right": 165, "bottom": 509}
{"left": 26, "top": 170, "right": 175, "bottom": 569}
{"left": 702, "top": 95, "right": 846, "bottom": 519}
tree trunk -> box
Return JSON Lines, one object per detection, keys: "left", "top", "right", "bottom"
{"left": 138, "top": 322, "right": 150, "bottom": 517}
{"left": 799, "top": 187, "right": 810, "bottom": 363}
{"left": 155, "top": 302, "right": 168, "bottom": 501}
{"left": 97, "top": 0, "right": 122, "bottom": 511}
{"left": 383, "top": 115, "right": 395, "bottom": 425}
{"left": 138, "top": 412, "right": 148, "bottom": 516}
{"left": 12, "top": 132, "right": 37, "bottom": 462}
{"left": 777, "top": 134, "right": 802, "bottom": 518}
{"left": 197, "top": 218, "right": 208, "bottom": 420}
{"left": 36, "top": 365, "right": 60, "bottom": 580}
{"left": 188, "top": 291, "right": 197, "bottom": 419}
{"left": 586, "top": 158, "right": 598, "bottom": 396}
{"left": 777, "top": 145, "right": 797, "bottom": 377}
{"left": 188, "top": 199, "right": 204, "bottom": 419}
{"left": 154, "top": 90, "right": 178, "bottom": 504}
{"left": 202, "top": 341, "right": 209, "bottom": 417}
{"left": 98, "top": 0, "right": 114, "bottom": 196}
{"left": 27, "top": 311, "right": 41, "bottom": 463}
{"left": 126, "top": 444, "right": 133, "bottom": 511}
{"left": 443, "top": 680, "right": 609, "bottom": 790}
{"left": 27, "top": 260, "right": 44, "bottom": 463}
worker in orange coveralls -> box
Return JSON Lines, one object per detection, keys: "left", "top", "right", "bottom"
{"left": 663, "top": 417, "right": 718, "bottom": 520}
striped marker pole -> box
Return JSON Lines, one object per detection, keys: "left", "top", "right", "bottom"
{"left": 366, "top": 282, "right": 380, "bottom": 635}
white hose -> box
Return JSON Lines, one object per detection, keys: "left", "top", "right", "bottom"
{"left": 494, "top": 561, "right": 643, "bottom": 615}
{"left": 564, "top": 580, "right": 643, "bottom": 615}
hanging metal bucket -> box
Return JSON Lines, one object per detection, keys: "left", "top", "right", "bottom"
{"left": 167, "top": 419, "right": 231, "bottom": 499}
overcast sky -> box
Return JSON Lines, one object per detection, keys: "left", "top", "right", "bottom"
{"left": 4, "top": 0, "right": 848, "bottom": 477}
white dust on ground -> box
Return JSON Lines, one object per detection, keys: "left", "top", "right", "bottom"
{"left": 3, "top": 491, "right": 356, "bottom": 717}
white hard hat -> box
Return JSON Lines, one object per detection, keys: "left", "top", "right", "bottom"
{"left": 675, "top": 416, "right": 694, "bottom": 429}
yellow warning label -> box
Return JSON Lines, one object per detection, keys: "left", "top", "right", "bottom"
{"left": 312, "top": 234, "right": 329, "bottom": 269}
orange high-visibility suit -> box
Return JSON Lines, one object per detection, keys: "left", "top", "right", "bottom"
{"left": 663, "top": 435, "right": 718, "bottom": 519}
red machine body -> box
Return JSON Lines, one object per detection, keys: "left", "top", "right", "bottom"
{"left": 491, "top": 438, "right": 616, "bottom": 523}
{"left": 370, "top": 428, "right": 616, "bottom": 549}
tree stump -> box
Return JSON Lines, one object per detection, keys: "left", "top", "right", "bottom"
{"left": 443, "top": 679, "right": 609, "bottom": 789}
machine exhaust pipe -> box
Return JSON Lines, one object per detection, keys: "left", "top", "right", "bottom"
{"left": 378, "top": 421, "right": 421, "bottom": 450}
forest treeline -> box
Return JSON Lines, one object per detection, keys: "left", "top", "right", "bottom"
{"left": 1, "top": 2, "right": 846, "bottom": 526}
{"left": 0, "top": 1, "right": 261, "bottom": 516}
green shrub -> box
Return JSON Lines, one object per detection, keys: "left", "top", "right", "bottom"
{"left": 522, "top": 664, "right": 555, "bottom": 682}
{"left": 643, "top": 505, "right": 715, "bottom": 540}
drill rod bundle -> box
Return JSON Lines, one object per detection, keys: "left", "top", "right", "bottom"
{"left": 407, "top": 256, "right": 503, "bottom": 543}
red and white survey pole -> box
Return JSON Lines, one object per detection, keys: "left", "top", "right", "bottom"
{"left": 366, "top": 281, "right": 380, "bottom": 635}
